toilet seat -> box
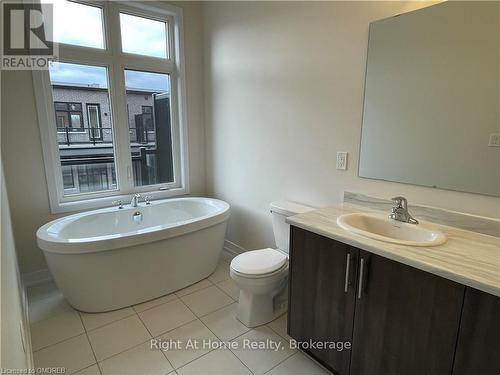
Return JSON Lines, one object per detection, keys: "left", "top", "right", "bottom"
{"left": 230, "top": 248, "right": 287, "bottom": 277}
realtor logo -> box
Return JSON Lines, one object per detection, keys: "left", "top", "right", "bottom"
{"left": 1, "top": 1, "right": 57, "bottom": 69}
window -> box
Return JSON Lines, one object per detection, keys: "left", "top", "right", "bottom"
{"left": 86, "top": 104, "right": 102, "bottom": 140}
{"left": 49, "top": 62, "right": 117, "bottom": 196}
{"left": 55, "top": 102, "right": 84, "bottom": 132}
{"left": 125, "top": 69, "right": 173, "bottom": 187}
{"left": 33, "top": 1, "right": 188, "bottom": 213}
{"left": 120, "top": 13, "right": 168, "bottom": 58}
{"left": 50, "top": 1, "right": 105, "bottom": 49}
{"left": 142, "top": 106, "right": 154, "bottom": 131}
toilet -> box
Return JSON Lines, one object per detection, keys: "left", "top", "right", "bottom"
{"left": 230, "top": 201, "right": 314, "bottom": 327}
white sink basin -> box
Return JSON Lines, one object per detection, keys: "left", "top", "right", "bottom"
{"left": 337, "top": 213, "right": 447, "bottom": 247}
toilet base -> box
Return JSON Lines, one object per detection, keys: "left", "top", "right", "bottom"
{"left": 236, "top": 284, "right": 288, "bottom": 327}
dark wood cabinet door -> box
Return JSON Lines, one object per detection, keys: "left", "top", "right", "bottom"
{"left": 350, "top": 251, "right": 465, "bottom": 375}
{"left": 452, "top": 287, "right": 500, "bottom": 375}
{"left": 288, "top": 226, "right": 358, "bottom": 375}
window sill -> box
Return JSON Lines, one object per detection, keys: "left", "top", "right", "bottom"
{"left": 50, "top": 186, "right": 189, "bottom": 214}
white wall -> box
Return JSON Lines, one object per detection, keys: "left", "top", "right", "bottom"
{"left": 0, "top": 1, "right": 205, "bottom": 273}
{"left": 202, "top": 1, "right": 500, "bottom": 252}
{"left": 1, "top": 163, "right": 30, "bottom": 370}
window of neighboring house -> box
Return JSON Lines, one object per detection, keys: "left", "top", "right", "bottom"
{"left": 142, "top": 105, "right": 154, "bottom": 131}
{"left": 33, "top": 0, "right": 188, "bottom": 213}
{"left": 55, "top": 102, "right": 84, "bottom": 132}
{"left": 86, "top": 104, "right": 102, "bottom": 140}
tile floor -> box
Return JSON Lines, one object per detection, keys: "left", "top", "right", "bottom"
{"left": 28, "top": 258, "right": 331, "bottom": 375}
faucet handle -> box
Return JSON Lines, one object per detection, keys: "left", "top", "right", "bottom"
{"left": 144, "top": 196, "right": 152, "bottom": 205}
{"left": 391, "top": 196, "right": 407, "bottom": 208}
{"left": 112, "top": 200, "right": 124, "bottom": 209}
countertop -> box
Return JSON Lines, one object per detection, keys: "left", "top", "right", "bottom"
{"left": 287, "top": 204, "right": 500, "bottom": 297}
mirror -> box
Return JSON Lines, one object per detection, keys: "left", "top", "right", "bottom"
{"left": 359, "top": 1, "right": 499, "bottom": 197}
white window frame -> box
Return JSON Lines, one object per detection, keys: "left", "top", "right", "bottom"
{"left": 33, "top": 0, "right": 189, "bottom": 214}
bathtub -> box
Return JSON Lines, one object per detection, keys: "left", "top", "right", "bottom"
{"left": 37, "top": 197, "right": 230, "bottom": 312}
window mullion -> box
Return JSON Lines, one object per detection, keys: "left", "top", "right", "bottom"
{"left": 118, "top": 56, "right": 176, "bottom": 74}
{"left": 106, "top": 1, "right": 134, "bottom": 195}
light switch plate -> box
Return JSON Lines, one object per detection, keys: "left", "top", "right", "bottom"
{"left": 488, "top": 134, "right": 500, "bottom": 147}
{"left": 336, "top": 151, "right": 348, "bottom": 170}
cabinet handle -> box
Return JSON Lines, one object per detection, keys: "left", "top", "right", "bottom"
{"left": 344, "top": 253, "right": 351, "bottom": 293}
{"left": 357, "top": 258, "right": 365, "bottom": 299}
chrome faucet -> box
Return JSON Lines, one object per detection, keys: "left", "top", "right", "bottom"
{"left": 389, "top": 196, "right": 419, "bottom": 224}
{"left": 130, "top": 194, "right": 141, "bottom": 208}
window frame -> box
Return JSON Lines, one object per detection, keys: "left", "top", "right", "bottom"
{"left": 33, "top": 0, "right": 189, "bottom": 213}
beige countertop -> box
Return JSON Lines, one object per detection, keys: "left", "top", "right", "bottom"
{"left": 287, "top": 204, "right": 500, "bottom": 298}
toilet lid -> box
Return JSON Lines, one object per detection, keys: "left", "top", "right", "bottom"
{"left": 231, "top": 248, "right": 287, "bottom": 275}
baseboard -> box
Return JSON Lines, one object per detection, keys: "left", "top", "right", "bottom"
{"left": 222, "top": 239, "right": 246, "bottom": 261}
{"left": 22, "top": 268, "right": 52, "bottom": 288}
{"left": 20, "top": 282, "right": 34, "bottom": 369}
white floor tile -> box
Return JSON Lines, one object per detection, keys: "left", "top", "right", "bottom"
{"left": 34, "top": 334, "right": 95, "bottom": 374}
{"left": 175, "top": 279, "right": 213, "bottom": 298}
{"left": 27, "top": 280, "right": 59, "bottom": 302}
{"left": 30, "top": 306, "right": 85, "bottom": 350}
{"left": 207, "top": 262, "right": 231, "bottom": 284}
{"left": 99, "top": 341, "right": 173, "bottom": 375}
{"left": 201, "top": 303, "right": 250, "bottom": 341}
{"left": 266, "top": 351, "right": 332, "bottom": 375}
{"left": 138, "top": 299, "right": 196, "bottom": 337}
{"left": 28, "top": 290, "right": 73, "bottom": 324}
{"left": 158, "top": 319, "right": 218, "bottom": 369}
{"left": 181, "top": 286, "right": 233, "bottom": 317}
{"left": 177, "top": 349, "right": 252, "bottom": 375}
{"left": 87, "top": 315, "right": 151, "bottom": 361}
{"left": 133, "top": 293, "right": 178, "bottom": 313}
{"left": 231, "top": 325, "right": 296, "bottom": 375}
{"left": 267, "top": 313, "right": 290, "bottom": 340}
{"left": 73, "top": 364, "right": 101, "bottom": 375}
{"left": 80, "top": 307, "right": 135, "bottom": 331}
{"left": 216, "top": 279, "right": 240, "bottom": 300}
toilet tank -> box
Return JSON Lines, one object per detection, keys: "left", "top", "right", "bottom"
{"left": 270, "top": 201, "right": 314, "bottom": 254}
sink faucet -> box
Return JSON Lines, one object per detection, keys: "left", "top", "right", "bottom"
{"left": 131, "top": 194, "right": 141, "bottom": 208}
{"left": 389, "top": 196, "right": 419, "bottom": 224}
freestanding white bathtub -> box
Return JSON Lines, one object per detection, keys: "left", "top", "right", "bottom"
{"left": 37, "top": 197, "right": 230, "bottom": 312}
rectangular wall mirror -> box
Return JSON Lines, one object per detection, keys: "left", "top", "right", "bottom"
{"left": 359, "top": 1, "right": 499, "bottom": 197}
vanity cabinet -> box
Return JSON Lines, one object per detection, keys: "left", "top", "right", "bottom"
{"left": 452, "top": 287, "right": 500, "bottom": 375}
{"left": 288, "top": 226, "right": 496, "bottom": 375}
{"left": 288, "top": 228, "right": 359, "bottom": 374}
{"left": 349, "top": 250, "right": 464, "bottom": 375}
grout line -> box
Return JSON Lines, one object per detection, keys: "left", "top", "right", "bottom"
{"left": 76, "top": 310, "right": 101, "bottom": 375}
{"left": 163, "top": 307, "right": 252, "bottom": 374}
{"left": 226, "top": 329, "right": 258, "bottom": 375}
{"left": 227, "top": 324, "right": 298, "bottom": 374}
{"left": 79, "top": 309, "right": 137, "bottom": 333}
{"left": 174, "top": 282, "right": 215, "bottom": 299}
{"left": 155, "top": 311, "right": 218, "bottom": 371}
{"left": 197, "top": 300, "right": 239, "bottom": 320}
{"left": 135, "top": 307, "right": 176, "bottom": 371}
{"left": 73, "top": 363, "right": 102, "bottom": 375}
{"left": 132, "top": 293, "right": 180, "bottom": 314}
{"left": 172, "top": 347, "right": 218, "bottom": 373}
{"left": 213, "top": 281, "right": 238, "bottom": 302}
{"left": 262, "top": 351, "right": 299, "bottom": 375}
{"left": 32, "top": 331, "right": 86, "bottom": 353}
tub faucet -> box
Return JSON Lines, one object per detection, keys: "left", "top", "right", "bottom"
{"left": 389, "top": 196, "right": 419, "bottom": 224}
{"left": 131, "top": 194, "right": 141, "bottom": 208}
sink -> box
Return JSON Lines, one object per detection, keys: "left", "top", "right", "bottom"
{"left": 337, "top": 213, "right": 447, "bottom": 246}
